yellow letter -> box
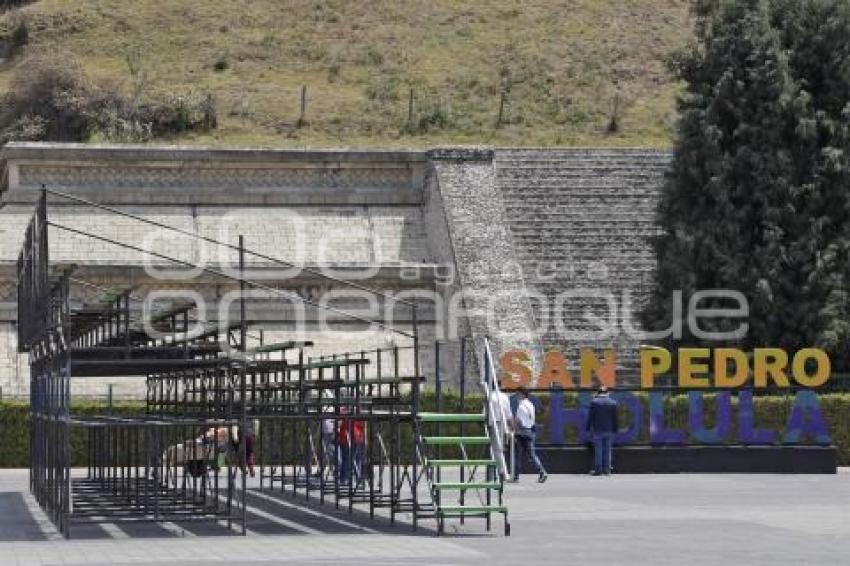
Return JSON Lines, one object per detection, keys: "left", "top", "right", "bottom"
{"left": 678, "top": 348, "right": 711, "bottom": 387}
{"left": 538, "top": 349, "right": 574, "bottom": 388}
{"left": 714, "top": 348, "right": 749, "bottom": 388}
{"left": 792, "top": 348, "right": 830, "bottom": 388}
{"left": 580, "top": 348, "right": 617, "bottom": 388}
{"left": 754, "top": 348, "right": 790, "bottom": 387}
{"left": 640, "top": 347, "right": 671, "bottom": 388}
{"left": 499, "top": 350, "right": 532, "bottom": 388}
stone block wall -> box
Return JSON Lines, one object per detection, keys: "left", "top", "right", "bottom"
{"left": 0, "top": 143, "right": 671, "bottom": 396}
{"left": 0, "top": 323, "right": 25, "bottom": 398}
{"left": 0, "top": 204, "right": 431, "bottom": 267}
{"left": 0, "top": 143, "right": 439, "bottom": 398}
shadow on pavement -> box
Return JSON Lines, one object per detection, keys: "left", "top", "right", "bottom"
{"left": 0, "top": 486, "right": 440, "bottom": 540}
{"left": 0, "top": 492, "right": 48, "bottom": 542}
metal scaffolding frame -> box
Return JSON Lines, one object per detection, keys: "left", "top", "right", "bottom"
{"left": 17, "top": 189, "right": 428, "bottom": 538}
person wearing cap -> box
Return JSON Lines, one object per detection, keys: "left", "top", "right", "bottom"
{"left": 586, "top": 386, "right": 619, "bottom": 476}
{"left": 513, "top": 387, "right": 547, "bottom": 483}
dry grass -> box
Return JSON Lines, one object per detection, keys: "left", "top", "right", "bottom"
{"left": 1, "top": 0, "right": 694, "bottom": 148}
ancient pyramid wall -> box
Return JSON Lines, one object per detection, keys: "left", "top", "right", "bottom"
{"left": 429, "top": 148, "right": 671, "bottom": 376}
{"left": 494, "top": 148, "right": 670, "bottom": 371}
{"left": 0, "top": 144, "right": 671, "bottom": 395}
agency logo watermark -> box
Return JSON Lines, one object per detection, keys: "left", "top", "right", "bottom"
{"left": 128, "top": 210, "right": 760, "bottom": 347}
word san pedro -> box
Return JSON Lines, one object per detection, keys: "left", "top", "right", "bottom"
{"left": 499, "top": 347, "right": 831, "bottom": 445}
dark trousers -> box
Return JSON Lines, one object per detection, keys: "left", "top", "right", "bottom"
{"left": 244, "top": 434, "right": 255, "bottom": 467}
{"left": 513, "top": 429, "right": 545, "bottom": 479}
{"left": 338, "top": 443, "right": 365, "bottom": 483}
{"left": 592, "top": 433, "right": 614, "bottom": 474}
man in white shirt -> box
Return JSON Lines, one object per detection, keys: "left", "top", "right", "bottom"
{"left": 494, "top": 390, "right": 513, "bottom": 431}
{"left": 513, "top": 387, "right": 547, "bottom": 483}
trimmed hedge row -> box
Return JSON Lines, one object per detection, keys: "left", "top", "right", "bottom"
{"left": 1, "top": 392, "right": 848, "bottom": 466}
{"left": 0, "top": 401, "right": 146, "bottom": 468}
{"left": 0, "top": 401, "right": 28, "bottom": 467}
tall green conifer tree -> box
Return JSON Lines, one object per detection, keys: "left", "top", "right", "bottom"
{"left": 643, "top": 0, "right": 850, "bottom": 367}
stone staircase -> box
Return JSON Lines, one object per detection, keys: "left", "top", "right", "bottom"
{"left": 429, "top": 149, "right": 540, "bottom": 359}
{"left": 494, "top": 149, "right": 672, "bottom": 372}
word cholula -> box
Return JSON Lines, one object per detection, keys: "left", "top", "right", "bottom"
{"left": 499, "top": 347, "right": 831, "bottom": 445}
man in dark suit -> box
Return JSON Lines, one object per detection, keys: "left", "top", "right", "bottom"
{"left": 586, "top": 386, "right": 618, "bottom": 476}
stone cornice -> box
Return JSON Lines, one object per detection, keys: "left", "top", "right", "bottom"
{"left": 1, "top": 143, "right": 428, "bottom": 206}
{"left": 1, "top": 142, "right": 428, "bottom": 164}
{"left": 427, "top": 147, "right": 494, "bottom": 162}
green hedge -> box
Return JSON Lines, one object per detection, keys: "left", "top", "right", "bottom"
{"left": 0, "top": 401, "right": 29, "bottom": 467}
{"left": 0, "top": 401, "right": 146, "bottom": 468}
{"left": 2, "top": 393, "right": 848, "bottom": 467}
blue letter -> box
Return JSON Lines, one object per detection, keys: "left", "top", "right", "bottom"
{"left": 649, "top": 392, "right": 686, "bottom": 445}
{"left": 738, "top": 391, "right": 775, "bottom": 444}
{"left": 548, "top": 390, "right": 591, "bottom": 444}
{"left": 612, "top": 391, "right": 641, "bottom": 445}
{"left": 689, "top": 391, "right": 731, "bottom": 444}
{"left": 783, "top": 391, "right": 830, "bottom": 445}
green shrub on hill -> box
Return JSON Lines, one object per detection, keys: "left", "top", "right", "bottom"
{"left": 1, "top": 1, "right": 33, "bottom": 12}
{"left": 0, "top": 52, "right": 217, "bottom": 143}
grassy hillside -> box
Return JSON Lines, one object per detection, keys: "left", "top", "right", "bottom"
{"left": 0, "top": 0, "right": 693, "bottom": 148}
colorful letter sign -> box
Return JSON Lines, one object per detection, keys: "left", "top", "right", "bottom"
{"left": 505, "top": 346, "right": 833, "bottom": 446}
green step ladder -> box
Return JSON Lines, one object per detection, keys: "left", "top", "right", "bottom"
{"left": 417, "top": 412, "right": 510, "bottom": 536}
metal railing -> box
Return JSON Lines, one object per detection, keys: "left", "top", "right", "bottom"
{"left": 480, "top": 337, "right": 513, "bottom": 480}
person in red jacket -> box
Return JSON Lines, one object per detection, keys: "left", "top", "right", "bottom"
{"left": 337, "top": 408, "right": 366, "bottom": 485}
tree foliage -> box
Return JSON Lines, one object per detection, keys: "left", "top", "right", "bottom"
{"left": 643, "top": 0, "right": 850, "bottom": 367}
{"left": 0, "top": 52, "right": 218, "bottom": 143}
{"left": 0, "top": 1, "right": 34, "bottom": 11}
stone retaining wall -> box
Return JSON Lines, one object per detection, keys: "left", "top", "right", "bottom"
{"left": 0, "top": 143, "right": 671, "bottom": 395}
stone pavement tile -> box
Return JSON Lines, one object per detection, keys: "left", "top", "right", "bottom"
{"left": 2, "top": 471, "right": 850, "bottom": 565}
{"left": 0, "top": 535, "right": 483, "bottom": 566}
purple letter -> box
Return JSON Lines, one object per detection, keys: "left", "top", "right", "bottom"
{"left": 738, "top": 391, "right": 775, "bottom": 444}
{"left": 548, "top": 390, "right": 591, "bottom": 444}
{"left": 783, "top": 391, "right": 830, "bottom": 445}
{"left": 649, "top": 391, "right": 686, "bottom": 445}
{"left": 689, "top": 391, "right": 731, "bottom": 444}
{"left": 612, "top": 391, "right": 641, "bottom": 445}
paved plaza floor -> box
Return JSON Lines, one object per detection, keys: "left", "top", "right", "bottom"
{"left": 1, "top": 469, "right": 848, "bottom": 565}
